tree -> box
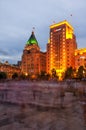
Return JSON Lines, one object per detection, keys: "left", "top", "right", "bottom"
{"left": 51, "top": 68, "right": 56, "bottom": 78}
{"left": 12, "top": 72, "right": 18, "bottom": 79}
{"left": 64, "top": 67, "right": 74, "bottom": 79}
{"left": 46, "top": 73, "right": 51, "bottom": 80}
{"left": 77, "top": 66, "right": 85, "bottom": 79}
{"left": 19, "top": 73, "right": 27, "bottom": 79}
{"left": 0, "top": 72, "right": 7, "bottom": 79}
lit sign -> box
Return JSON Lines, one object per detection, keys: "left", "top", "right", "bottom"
{"left": 56, "top": 28, "right": 61, "bottom": 31}
{"left": 54, "top": 28, "right": 61, "bottom": 32}
{"left": 80, "top": 56, "right": 85, "bottom": 59}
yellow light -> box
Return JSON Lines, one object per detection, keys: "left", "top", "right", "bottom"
{"left": 80, "top": 52, "right": 83, "bottom": 54}
{"left": 75, "top": 48, "right": 86, "bottom": 55}
{"left": 48, "top": 39, "right": 50, "bottom": 43}
{"left": 75, "top": 52, "right": 77, "bottom": 56}
{"left": 66, "top": 25, "right": 73, "bottom": 39}
{"left": 50, "top": 20, "right": 73, "bottom": 30}
{"left": 66, "top": 33, "right": 72, "bottom": 39}
{"left": 25, "top": 73, "right": 28, "bottom": 76}
{"left": 56, "top": 69, "right": 65, "bottom": 80}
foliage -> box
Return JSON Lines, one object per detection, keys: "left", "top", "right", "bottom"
{"left": 12, "top": 72, "right": 18, "bottom": 79}
{"left": 0, "top": 72, "right": 7, "bottom": 79}
{"left": 77, "top": 66, "right": 85, "bottom": 79}
{"left": 64, "top": 67, "right": 74, "bottom": 79}
{"left": 19, "top": 74, "right": 26, "bottom": 79}
{"left": 51, "top": 68, "right": 56, "bottom": 78}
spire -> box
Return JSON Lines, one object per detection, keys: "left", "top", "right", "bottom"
{"left": 26, "top": 30, "right": 38, "bottom": 45}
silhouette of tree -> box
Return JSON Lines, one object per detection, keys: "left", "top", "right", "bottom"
{"left": 51, "top": 68, "right": 56, "bottom": 78}
{"left": 64, "top": 67, "right": 74, "bottom": 79}
{"left": 12, "top": 72, "right": 18, "bottom": 79}
{"left": 0, "top": 72, "right": 7, "bottom": 79}
{"left": 77, "top": 66, "right": 85, "bottom": 79}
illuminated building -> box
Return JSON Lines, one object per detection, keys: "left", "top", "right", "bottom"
{"left": 75, "top": 48, "right": 86, "bottom": 70}
{"left": 47, "top": 20, "right": 77, "bottom": 79}
{"left": 21, "top": 31, "right": 46, "bottom": 78}
{"left": 0, "top": 61, "right": 21, "bottom": 79}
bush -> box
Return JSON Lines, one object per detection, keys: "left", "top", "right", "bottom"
{"left": 0, "top": 72, "right": 7, "bottom": 79}
{"left": 12, "top": 72, "right": 18, "bottom": 79}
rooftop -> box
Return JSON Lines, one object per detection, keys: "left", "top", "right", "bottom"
{"left": 50, "top": 20, "right": 73, "bottom": 30}
{"left": 26, "top": 31, "right": 38, "bottom": 45}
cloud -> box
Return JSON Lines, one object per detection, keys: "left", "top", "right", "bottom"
{"left": 0, "top": 48, "right": 9, "bottom": 56}
{"left": 0, "top": 0, "right": 86, "bottom": 64}
{"left": 0, "top": 49, "right": 21, "bottom": 64}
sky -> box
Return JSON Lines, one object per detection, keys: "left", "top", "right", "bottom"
{"left": 0, "top": 0, "right": 86, "bottom": 64}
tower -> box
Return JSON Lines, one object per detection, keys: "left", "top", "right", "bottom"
{"left": 21, "top": 31, "right": 46, "bottom": 78}
{"left": 47, "top": 20, "right": 77, "bottom": 79}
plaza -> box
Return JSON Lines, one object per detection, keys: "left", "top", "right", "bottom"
{"left": 0, "top": 80, "right": 86, "bottom": 130}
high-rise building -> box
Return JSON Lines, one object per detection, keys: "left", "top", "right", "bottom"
{"left": 47, "top": 20, "right": 77, "bottom": 79}
{"left": 21, "top": 31, "right": 46, "bottom": 78}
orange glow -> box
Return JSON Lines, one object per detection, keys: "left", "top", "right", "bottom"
{"left": 75, "top": 48, "right": 86, "bottom": 70}
{"left": 75, "top": 48, "right": 86, "bottom": 56}
{"left": 31, "top": 74, "right": 36, "bottom": 79}
{"left": 80, "top": 52, "right": 83, "bottom": 54}
{"left": 25, "top": 73, "right": 28, "bottom": 76}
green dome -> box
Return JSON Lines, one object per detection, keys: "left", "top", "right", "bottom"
{"left": 26, "top": 31, "right": 38, "bottom": 45}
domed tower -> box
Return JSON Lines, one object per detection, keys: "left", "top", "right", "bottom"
{"left": 21, "top": 31, "right": 46, "bottom": 78}
{"left": 25, "top": 31, "right": 40, "bottom": 51}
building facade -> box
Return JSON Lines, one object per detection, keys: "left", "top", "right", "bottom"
{"left": 21, "top": 31, "right": 46, "bottom": 78}
{"left": 0, "top": 61, "right": 21, "bottom": 79}
{"left": 75, "top": 48, "right": 86, "bottom": 70}
{"left": 47, "top": 20, "right": 77, "bottom": 79}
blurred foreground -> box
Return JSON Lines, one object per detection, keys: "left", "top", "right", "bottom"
{"left": 0, "top": 80, "right": 86, "bottom": 130}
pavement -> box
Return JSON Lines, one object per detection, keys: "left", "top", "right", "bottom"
{"left": 0, "top": 92, "right": 86, "bottom": 130}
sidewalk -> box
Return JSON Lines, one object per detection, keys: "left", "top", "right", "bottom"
{"left": 0, "top": 92, "right": 86, "bottom": 130}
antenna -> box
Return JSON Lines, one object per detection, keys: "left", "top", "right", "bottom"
{"left": 70, "top": 14, "right": 73, "bottom": 24}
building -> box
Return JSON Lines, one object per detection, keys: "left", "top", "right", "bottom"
{"left": 21, "top": 31, "right": 46, "bottom": 78}
{"left": 75, "top": 48, "right": 86, "bottom": 70}
{"left": 0, "top": 61, "right": 21, "bottom": 79}
{"left": 47, "top": 20, "right": 77, "bottom": 79}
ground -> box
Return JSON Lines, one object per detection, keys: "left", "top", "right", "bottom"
{"left": 0, "top": 91, "right": 86, "bottom": 130}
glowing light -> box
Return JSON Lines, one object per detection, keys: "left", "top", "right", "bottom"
{"left": 75, "top": 48, "right": 86, "bottom": 55}
{"left": 48, "top": 39, "right": 50, "bottom": 43}
{"left": 80, "top": 56, "right": 85, "bottom": 59}
{"left": 80, "top": 52, "right": 83, "bottom": 54}
{"left": 50, "top": 20, "right": 73, "bottom": 30}
{"left": 25, "top": 73, "right": 28, "bottom": 76}
{"left": 66, "top": 26, "right": 73, "bottom": 39}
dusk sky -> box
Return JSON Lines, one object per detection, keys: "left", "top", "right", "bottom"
{"left": 0, "top": 0, "right": 86, "bottom": 64}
